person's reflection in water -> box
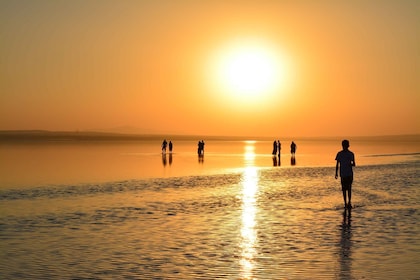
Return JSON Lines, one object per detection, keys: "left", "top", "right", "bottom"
{"left": 272, "top": 155, "right": 281, "bottom": 166}
{"left": 169, "top": 153, "right": 172, "bottom": 165}
{"left": 291, "top": 155, "right": 296, "bottom": 166}
{"left": 338, "top": 208, "right": 353, "bottom": 279}
{"left": 198, "top": 154, "right": 204, "bottom": 164}
{"left": 162, "top": 153, "right": 167, "bottom": 166}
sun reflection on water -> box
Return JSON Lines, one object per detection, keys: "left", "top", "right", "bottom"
{"left": 240, "top": 141, "right": 259, "bottom": 279}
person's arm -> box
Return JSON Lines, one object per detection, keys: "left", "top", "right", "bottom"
{"left": 335, "top": 161, "right": 339, "bottom": 179}
{"left": 352, "top": 154, "right": 356, "bottom": 167}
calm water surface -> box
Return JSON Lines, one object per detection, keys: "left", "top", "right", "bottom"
{"left": 1, "top": 138, "right": 418, "bottom": 188}
{"left": 0, "top": 138, "right": 419, "bottom": 279}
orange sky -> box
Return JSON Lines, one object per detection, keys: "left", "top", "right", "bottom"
{"left": 1, "top": 0, "right": 419, "bottom": 137}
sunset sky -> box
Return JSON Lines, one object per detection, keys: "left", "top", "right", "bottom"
{"left": 1, "top": 0, "right": 419, "bottom": 137}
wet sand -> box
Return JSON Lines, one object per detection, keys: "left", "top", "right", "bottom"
{"left": 1, "top": 138, "right": 419, "bottom": 279}
{"left": 1, "top": 162, "right": 419, "bottom": 279}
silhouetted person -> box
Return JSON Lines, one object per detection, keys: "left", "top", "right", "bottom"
{"left": 168, "top": 141, "right": 173, "bottom": 153}
{"left": 198, "top": 140, "right": 205, "bottom": 155}
{"left": 335, "top": 139, "right": 356, "bottom": 209}
{"left": 277, "top": 140, "right": 281, "bottom": 156}
{"left": 272, "top": 140, "right": 278, "bottom": 155}
{"left": 198, "top": 141, "right": 204, "bottom": 163}
{"left": 290, "top": 141, "right": 296, "bottom": 156}
{"left": 162, "top": 139, "right": 168, "bottom": 153}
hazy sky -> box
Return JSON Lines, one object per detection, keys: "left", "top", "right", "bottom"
{"left": 1, "top": 0, "right": 419, "bottom": 137}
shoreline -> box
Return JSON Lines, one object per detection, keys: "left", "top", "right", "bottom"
{"left": 1, "top": 130, "right": 419, "bottom": 143}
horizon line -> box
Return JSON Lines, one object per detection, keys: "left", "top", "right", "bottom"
{"left": 0, "top": 129, "right": 419, "bottom": 142}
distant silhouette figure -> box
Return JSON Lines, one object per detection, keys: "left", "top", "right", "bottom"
{"left": 197, "top": 140, "right": 205, "bottom": 155}
{"left": 162, "top": 139, "right": 168, "bottom": 153}
{"left": 290, "top": 141, "right": 297, "bottom": 156}
{"left": 335, "top": 140, "right": 356, "bottom": 209}
{"left": 272, "top": 140, "right": 278, "bottom": 155}
{"left": 169, "top": 141, "right": 173, "bottom": 153}
{"left": 277, "top": 140, "right": 281, "bottom": 156}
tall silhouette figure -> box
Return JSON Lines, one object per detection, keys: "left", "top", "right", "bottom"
{"left": 335, "top": 140, "right": 356, "bottom": 209}
{"left": 272, "top": 140, "right": 278, "bottom": 155}
{"left": 197, "top": 140, "right": 205, "bottom": 155}
{"left": 290, "top": 141, "right": 296, "bottom": 156}
{"left": 161, "top": 139, "right": 168, "bottom": 154}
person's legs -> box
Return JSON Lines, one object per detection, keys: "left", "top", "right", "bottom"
{"left": 341, "top": 177, "right": 353, "bottom": 208}
{"left": 347, "top": 176, "right": 353, "bottom": 208}
{"left": 341, "top": 181, "right": 347, "bottom": 208}
{"left": 342, "top": 188, "right": 347, "bottom": 208}
{"left": 347, "top": 186, "right": 352, "bottom": 208}
{"left": 342, "top": 176, "right": 353, "bottom": 208}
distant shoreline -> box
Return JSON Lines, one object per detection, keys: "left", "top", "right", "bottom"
{"left": 0, "top": 130, "right": 419, "bottom": 143}
{"left": 0, "top": 130, "right": 268, "bottom": 142}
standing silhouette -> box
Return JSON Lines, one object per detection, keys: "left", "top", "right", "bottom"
{"left": 169, "top": 141, "right": 173, "bottom": 153}
{"left": 161, "top": 139, "right": 168, "bottom": 154}
{"left": 272, "top": 140, "right": 278, "bottom": 155}
{"left": 197, "top": 140, "right": 205, "bottom": 155}
{"left": 290, "top": 141, "right": 297, "bottom": 156}
{"left": 335, "top": 140, "right": 356, "bottom": 209}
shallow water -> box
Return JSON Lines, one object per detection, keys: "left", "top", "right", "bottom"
{"left": 1, "top": 138, "right": 418, "bottom": 188}
{"left": 0, "top": 139, "right": 419, "bottom": 279}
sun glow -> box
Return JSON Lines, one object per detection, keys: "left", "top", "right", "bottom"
{"left": 207, "top": 38, "right": 290, "bottom": 107}
{"left": 221, "top": 47, "right": 277, "bottom": 95}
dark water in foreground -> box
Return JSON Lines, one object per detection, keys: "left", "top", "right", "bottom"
{"left": 0, "top": 139, "right": 419, "bottom": 279}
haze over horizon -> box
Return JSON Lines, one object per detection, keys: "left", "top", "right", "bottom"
{"left": 1, "top": 1, "right": 419, "bottom": 138}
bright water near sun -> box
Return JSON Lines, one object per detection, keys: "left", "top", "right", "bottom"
{"left": 0, "top": 138, "right": 419, "bottom": 279}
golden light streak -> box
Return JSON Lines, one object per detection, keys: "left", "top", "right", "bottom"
{"left": 240, "top": 141, "right": 259, "bottom": 279}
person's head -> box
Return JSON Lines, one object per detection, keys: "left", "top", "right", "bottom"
{"left": 342, "top": 139, "right": 350, "bottom": 149}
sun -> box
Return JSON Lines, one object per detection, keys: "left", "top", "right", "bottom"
{"left": 207, "top": 38, "right": 289, "bottom": 107}
{"left": 220, "top": 46, "right": 277, "bottom": 95}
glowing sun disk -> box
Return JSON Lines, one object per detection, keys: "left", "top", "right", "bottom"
{"left": 208, "top": 39, "right": 289, "bottom": 108}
